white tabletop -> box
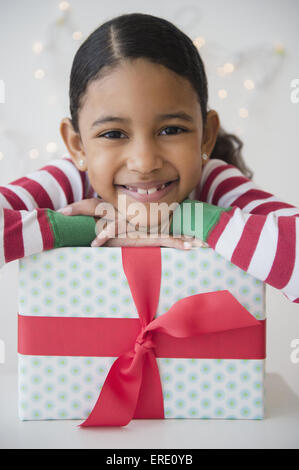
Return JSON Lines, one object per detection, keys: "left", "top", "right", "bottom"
{"left": 1, "top": 372, "right": 299, "bottom": 449}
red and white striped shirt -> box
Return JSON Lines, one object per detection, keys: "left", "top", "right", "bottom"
{"left": 0, "top": 155, "right": 298, "bottom": 303}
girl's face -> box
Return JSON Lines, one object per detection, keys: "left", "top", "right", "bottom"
{"left": 61, "top": 58, "right": 219, "bottom": 231}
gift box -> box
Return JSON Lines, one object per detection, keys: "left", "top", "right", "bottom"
{"left": 17, "top": 246, "right": 266, "bottom": 425}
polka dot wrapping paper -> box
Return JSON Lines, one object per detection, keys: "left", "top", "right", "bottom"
{"left": 17, "top": 246, "right": 266, "bottom": 422}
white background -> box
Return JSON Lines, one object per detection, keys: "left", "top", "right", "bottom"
{"left": 0, "top": 0, "right": 298, "bottom": 448}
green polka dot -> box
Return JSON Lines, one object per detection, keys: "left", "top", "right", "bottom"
{"left": 70, "top": 261, "right": 80, "bottom": 271}
{"left": 44, "top": 384, "right": 54, "bottom": 393}
{"left": 241, "top": 407, "right": 250, "bottom": 417}
{"left": 31, "top": 358, "right": 41, "bottom": 367}
{"left": 241, "top": 389, "right": 250, "bottom": 399}
{"left": 200, "top": 277, "right": 210, "bottom": 287}
{"left": 226, "top": 277, "right": 236, "bottom": 286}
{"left": 215, "top": 407, "right": 224, "bottom": 417}
{"left": 30, "top": 270, "right": 41, "bottom": 280}
{"left": 201, "top": 381, "right": 211, "bottom": 391}
{"left": 43, "top": 279, "right": 53, "bottom": 289}
{"left": 44, "top": 297, "right": 53, "bottom": 307}
{"left": 188, "top": 408, "right": 198, "bottom": 417}
{"left": 164, "top": 390, "right": 172, "bottom": 400}
{"left": 71, "top": 366, "right": 80, "bottom": 376}
{"left": 83, "top": 270, "right": 92, "bottom": 280}
{"left": 175, "top": 398, "right": 185, "bottom": 408}
{"left": 70, "top": 296, "right": 80, "bottom": 306}
{"left": 175, "top": 260, "right": 184, "bottom": 269}
{"left": 96, "top": 296, "right": 106, "bottom": 305}
{"left": 57, "top": 253, "right": 67, "bottom": 262}
{"left": 200, "top": 260, "right": 210, "bottom": 269}
{"left": 175, "top": 381, "right": 185, "bottom": 391}
{"left": 227, "top": 398, "right": 236, "bottom": 409}
{"left": 84, "top": 374, "right": 93, "bottom": 383}
{"left": 31, "top": 375, "right": 42, "bottom": 385}
{"left": 32, "top": 392, "right": 41, "bottom": 402}
{"left": 163, "top": 270, "right": 172, "bottom": 279}
{"left": 201, "top": 398, "right": 211, "bottom": 408}
{"left": 58, "top": 392, "right": 67, "bottom": 401}
{"left": 57, "top": 270, "right": 66, "bottom": 279}
{"left": 70, "top": 279, "right": 80, "bottom": 289}
{"left": 214, "top": 390, "right": 225, "bottom": 400}
{"left": 58, "top": 375, "right": 67, "bottom": 384}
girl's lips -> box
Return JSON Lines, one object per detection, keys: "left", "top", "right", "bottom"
{"left": 115, "top": 179, "right": 179, "bottom": 202}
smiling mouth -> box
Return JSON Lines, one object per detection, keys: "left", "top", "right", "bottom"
{"left": 115, "top": 180, "right": 178, "bottom": 194}
{"left": 114, "top": 179, "right": 179, "bottom": 202}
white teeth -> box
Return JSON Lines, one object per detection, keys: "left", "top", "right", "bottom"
{"left": 125, "top": 183, "right": 169, "bottom": 194}
{"left": 147, "top": 187, "right": 158, "bottom": 194}
{"left": 136, "top": 188, "right": 148, "bottom": 194}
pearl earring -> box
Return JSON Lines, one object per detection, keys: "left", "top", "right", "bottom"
{"left": 79, "top": 159, "right": 85, "bottom": 167}
{"left": 202, "top": 153, "right": 208, "bottom": 161}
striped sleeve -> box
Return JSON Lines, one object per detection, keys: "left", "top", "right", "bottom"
{"left": 0, "top": 156, "right": 95, "bottom": 267}
{"left": 196, "top": 158, "right": 299, "bottom": 303}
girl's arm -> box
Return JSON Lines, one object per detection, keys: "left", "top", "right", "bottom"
{"left": 172, "top": 158, "right": 299, "bottom": 303}
{"left": 0, "top": 156, "right": 96, "bottom": 267}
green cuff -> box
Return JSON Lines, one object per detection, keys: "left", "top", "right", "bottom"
{"left": 170, "top": 198, "right": 233, "bottom": 242}
{"left": 47, "top": 209, "right": 97, "bottom": 248}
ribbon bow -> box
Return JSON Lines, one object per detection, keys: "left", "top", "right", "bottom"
{"left": 79, "top": 247, "right": 264, "bottom": 427}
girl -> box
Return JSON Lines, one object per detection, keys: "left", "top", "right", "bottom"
{"left": 0, "top": 12, "right": 298, "bottom": 303}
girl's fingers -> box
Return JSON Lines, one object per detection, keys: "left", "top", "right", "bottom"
{"left": 91, "top": 220, "right": 121, "bottom": 247}
{"left": 91, "top": 231, "right": 208, "bottom": 249}
{"left": 57, "top": 198, "right": 101, "bottom": 216}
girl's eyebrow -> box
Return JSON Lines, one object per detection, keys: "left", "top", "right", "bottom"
{"left": 90, "top": 111, "right": 195, "bottom": 129}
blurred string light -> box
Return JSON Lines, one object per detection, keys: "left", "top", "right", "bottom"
{"left": 193, "top": 35, "right": 285, "bottom": 136}
{"left": 32, "top": 41, "right": 44, "bottom": 54}
{"left": 23, "top": 1, "right": 81, "bottom": 162}
{"left": 72, "top": 31, "right": 83, "bottom": 41}
{"left": 193, "top": 36, "right": 205, "bottom": 49}
{"left": 46, "top": 142, "right": 57, "bottom": 153}
{"left": 59, "top": 1, "right": 70, "bottom": 11}
{"left": 217, "top": 62, "right": 234, "bottom": 77}
{"left": 218, "top": 89, "right": 228, "bottom": 99}
{"left": 239, "top": 108, "right": 249, "bottom": 118}
{"left": 244, "top": 79, "right": 255, "bottom": 90}
{"left": 29, "top": 149, "right": 39, "bottom": 159}
{"left": 34, "top": 69, "right": 45, "bottom": 79}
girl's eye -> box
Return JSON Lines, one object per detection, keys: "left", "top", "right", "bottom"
{"left": 160, "top": 126, "right": 187, "bottom": 136}
{"left": 97, "top": 126, "right": 187, "bottom": 139}
{"left": 98, "top": 130, "right": 126, "bottom": 139}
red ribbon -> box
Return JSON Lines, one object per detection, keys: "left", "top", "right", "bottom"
{"left": 18, "top": 247, "right": 266, "bottom": 427}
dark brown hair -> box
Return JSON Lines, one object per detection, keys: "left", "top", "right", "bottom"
{"left": 69, "top": 12, "right": 253, "bottom": 179}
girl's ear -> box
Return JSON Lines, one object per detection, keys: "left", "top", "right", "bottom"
{"left": 201, "top": 110, "right": 220, "bottom": 160}
{"left": 59, "top": 117, "right": 87, "bottom": 171}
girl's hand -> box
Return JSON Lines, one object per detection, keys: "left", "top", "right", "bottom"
{"left": 57, "top": 198, "right": 209, "bottom": 250}
{"left": 57, "top": 198, "right": 102, "bottom": 217}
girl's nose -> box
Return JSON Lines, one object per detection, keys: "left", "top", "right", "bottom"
{"left": 126, "top": 142, "right": 163, "bottom": 174}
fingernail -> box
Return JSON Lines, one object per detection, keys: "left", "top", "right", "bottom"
{"left": 183, "top": 241, "right": 192, "bottom": 249}
{"left": 192, "top": 239, "right": 208, "bottom": 247}
{"left": 91, "top": 239, "right": 98, "bottom": 247}
{"left": 97, "top": 230, "right": 108, "bottom": 239}
{"left": 57, "top": 206, "right": 72, "bottom": 215}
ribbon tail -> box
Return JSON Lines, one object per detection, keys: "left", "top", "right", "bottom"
{"left": 134, "top": 352, "right": 164, "bottom": 419}
{"left": 80, "top": 351, "right": 144, "bottom": 427}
